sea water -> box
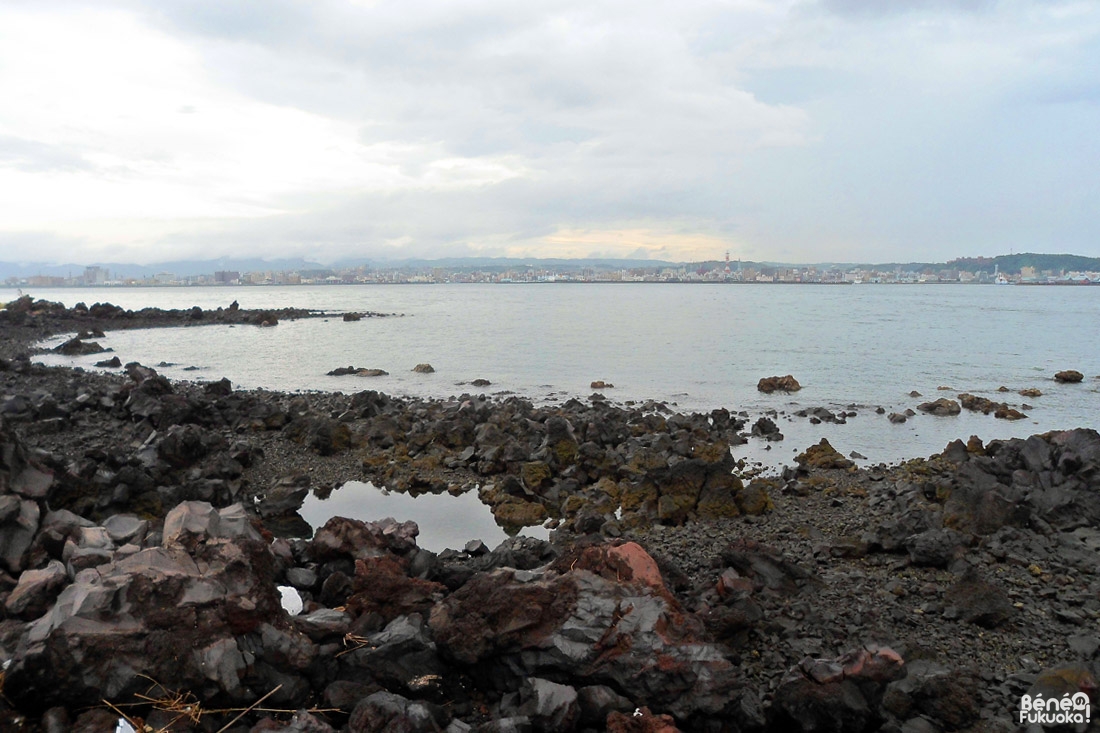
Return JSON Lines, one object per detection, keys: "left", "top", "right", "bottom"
{"left": 12, "top": 283, "right": 1100, "bottom": 540}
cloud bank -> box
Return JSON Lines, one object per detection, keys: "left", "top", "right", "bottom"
{"left": 0, "top": 0, "right": 1096, "bottom": 264}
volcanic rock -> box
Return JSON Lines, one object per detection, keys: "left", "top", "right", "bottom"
{"left": 53, "top": 338, "right": 108, "bottom": 356}
{"left": 770, "top": 645, "right": 905, "bottom": 733}
{"left": 757, "top": 374, "right": 801, "bottom": 393}
{"left": 917, "top": 398, "right": 961, "bottom": 416}
{"left": 751, "top": 416, "right": 783, "bottom": 441}
{"left": 957, "top": 393, "right": 1028, "bottom": 420}
{"left": 4, "top": 506, "right": 295, "bottom": 710}
{"left": 1055, "top": 370, "right": 1084, "bottom": 383}
{"left": 795, "top": 439, "right": 854, "bottom": 470}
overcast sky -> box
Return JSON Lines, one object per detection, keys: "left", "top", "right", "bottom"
{"left": 0, "top": 0, "right": 1097, "bottom": 265}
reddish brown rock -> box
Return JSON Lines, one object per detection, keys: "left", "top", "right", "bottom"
{"left": 757, "top": 374, "right": 801, "bottom": 393}
{"left": 607, "top": 707, "right": 681, "bottom": 732}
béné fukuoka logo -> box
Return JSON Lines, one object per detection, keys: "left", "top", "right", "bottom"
{"left": 1019, "top": 692, "right": 1091, "bottom": 727}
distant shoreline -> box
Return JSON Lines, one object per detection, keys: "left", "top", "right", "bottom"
{"left": 7, "top": 279, "right": 1100, "bottom": 290}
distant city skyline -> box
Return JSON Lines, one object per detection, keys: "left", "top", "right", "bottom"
{"left": 1, "top": 1, "right": 1098, "bottom": 265}
{"left": 5, "top": 252, "right": 1099, "bottom": 289}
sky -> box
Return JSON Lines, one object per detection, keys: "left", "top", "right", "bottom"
{"left": 0, "top": 0, "right": 1097, "bottom": 266}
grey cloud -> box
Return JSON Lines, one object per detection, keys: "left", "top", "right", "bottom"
{"left": 6, "top": 1, "right": 1100, "bottom": 264}
{"left": 818, "top": 0, "right": 995, "bottom": 18}
{"left": 0, "top": 231, "right": 91, "bottom": 264}
{"left": 0, "top": 136, "right": 94, "bottom": 173}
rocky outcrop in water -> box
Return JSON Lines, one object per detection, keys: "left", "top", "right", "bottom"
{"left": 757, "top": 375, "right": 801, "bottom": 393}
{"left": 957, "top": 393, "right": 1027, "bottom": 420}
{"left": 916, "top": 398, "right": 961, "bottom": 416}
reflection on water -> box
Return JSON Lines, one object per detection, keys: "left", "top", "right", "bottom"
{"left": 298, "top": 480, "right": 550, "bottom": 553}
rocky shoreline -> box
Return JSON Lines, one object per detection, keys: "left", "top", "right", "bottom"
{"left": 0, "top": 296, "right": 1097, "bottom": 732}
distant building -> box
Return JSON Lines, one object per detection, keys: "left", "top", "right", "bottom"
{"left": 83, "top": 266, "right": 109, "bottom": 285}
{"left": 215, "top": 270, "right": 240, "bottom": 284}
{"left": 28, "top": 275, "right": 66, "bottom": 287}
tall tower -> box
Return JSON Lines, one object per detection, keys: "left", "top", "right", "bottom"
{"left": 724, "top": 251, "right": 731, "bottom": 274}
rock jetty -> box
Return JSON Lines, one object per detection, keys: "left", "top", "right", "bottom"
{"left": 0, "top": 297, "right": 1097, "bottom": 731}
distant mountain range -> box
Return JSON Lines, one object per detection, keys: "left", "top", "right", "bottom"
{"left": 2, "top": 252, "right": 1098, "bottom": 280}
{"left": 0, "top": 257, "right": 329, "bottom": 279}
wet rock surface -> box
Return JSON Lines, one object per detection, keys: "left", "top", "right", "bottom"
{"left": 0, "top": 297, "right": 1097, "bottom": 731}
{"left": 757, "top": 374, "right": 801, "bottom": 393}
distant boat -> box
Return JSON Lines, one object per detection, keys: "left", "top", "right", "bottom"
{"left": 995, "top": 275, "right": 1010, "bottom": 285}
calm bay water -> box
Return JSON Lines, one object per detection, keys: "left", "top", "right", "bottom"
{"left": 12, "top": 283, "right": 1100, "bottom": 469}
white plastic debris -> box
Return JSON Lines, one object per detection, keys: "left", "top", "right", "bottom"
{"left": 278, "top": 585, "right": 304, "bottom": 615}
{"left": 116, "top": 718, "right": 137, "bottom": 733}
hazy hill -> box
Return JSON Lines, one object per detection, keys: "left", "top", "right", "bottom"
{"left": 3, "top": 252, "right": 1099, "bottom": 281}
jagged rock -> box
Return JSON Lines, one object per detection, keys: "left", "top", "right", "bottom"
{"left": 259, "top": 474, "right": 311, "bottom": 518}
{"left": 471, "top": 378, "right": 491, "bottom": 387}
{"left": 5, "top": 560, "right": 68, "bottom": 619}
{"left": 606, "top": 707, "right": 681, "bottom": 732}
{"left": 413, "top": 363, "right": 435, "bottom": 373}
{"left": 577, "top": 685, "right": 634, "bottom": 728}
{"left": 204, "top": 377, "right": 233, "bottom": 396}
{"left": 751, "top": 416, "right": 783, "bottom": 441}
{"left": 254, "top": 310, "right": 280, "bottom": 326}
{"left": 94, "top": 355, "right": 122, "bottom": 368}
{"left": 162, "top": 501, "right": 263, "bottom": 549}
{"left": 253, "top": 710, "right": 338, "bottom": 732}
{"left": 795, "top": 439, "right": 854, "bottom": 470}
{"left": 345, "top": 556, "right": 445, "bottom": 623}
{"left": 1054, "top": 370, "right": 1084, "bottom": 383}
{"left": 590, "top": 380, "right": 614, "bottom": 389}
{"left": 719, "top": 540, "right": 817, "bottom": 595}
{"left": 1019, "top": 387, "right": 1042, "bottom": 397}
{"left": 904, "top": 528, "right": 966, "bottom": 567}
{"left": 53, "top": 338, "right": 108, "bottom": 356}
{"left": 882, "top": 661, "right": 980, "bottom": 730}
{"left": 957, "top": 393, "right": 1027, "bottom": 420}
{"left": 770, "top": 645, "right": 905, "bottom": 733}
{"left": 343, "top": 312, "right": 363, "bottom": 322}
{"left": 757, "top": 374, "right": 801, "bottom": 393}
{"left": 4, "top": 527, "right": 296, "bottom": 710}
{"left": 0, "top": 420, "right": 54, "bottom": 500}
{"left": 308, "top": 516, "right": 420, "bottom": 561}
{"left": 917, "top": 398, "right": 961, "bottom": 416}
{"left": 349, "top": 690, "right": 444, "bottom": 733}
{"left": 944, "top": 569, "right": 1014, "bottom": 628}
{"left": 285, "top": 415, "right": 352, "bottom": 455}
{"left": 101, "top": 514, "right": 149, "bottom": 545}
{"left": 430, "top": 542, "right": 745, "bottom": 723}
{"left": 1025, "top": 664, "right": 1097, "bottom": 714}
{"left": 156, "top": 424, "right": 217, "bottom": 469}
{"left": 887, "top": 412, "right": 907, "bottom": 424}
{"left": 0, "top": 495, "right": 40, "bottom": 573}
{"left": 795, "top": 406, "right": 844, "bottom": 424}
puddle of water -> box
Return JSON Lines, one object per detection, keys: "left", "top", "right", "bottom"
{"left": 299, "top": 481, "right": 550, "bottom": 553}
